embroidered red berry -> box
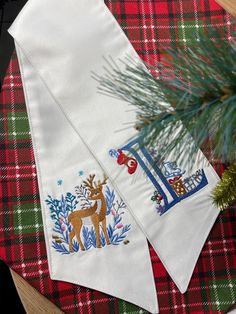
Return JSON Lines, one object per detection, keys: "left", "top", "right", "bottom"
{"left": 111, "top": 209, "right": 116, "bottom": 216}
{"left": 116, "top": 223, "right": 123, "bottom": 229}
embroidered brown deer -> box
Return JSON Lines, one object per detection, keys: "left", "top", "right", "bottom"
{"left": 68, "top": 174, "right": 110, "bottom": 252}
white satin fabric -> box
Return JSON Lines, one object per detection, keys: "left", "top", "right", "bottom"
{"left": 9, "top": 0, "right": 220, "bottom": 306}
{"left": 15, "top": 41, "right": 158, "bottom": 313}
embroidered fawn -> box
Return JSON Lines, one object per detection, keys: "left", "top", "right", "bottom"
{"left": 68, "top": 174, "right": 110, "bottom": 252}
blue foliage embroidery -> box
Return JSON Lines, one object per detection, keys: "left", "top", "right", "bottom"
{"left": 46, "top": 183, "right": 131, "bottom": 255}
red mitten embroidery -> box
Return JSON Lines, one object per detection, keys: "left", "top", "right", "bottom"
{"left": 117, "top": 150, "right": 138, "bottom": 174}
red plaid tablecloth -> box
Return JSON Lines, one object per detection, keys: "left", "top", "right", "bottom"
{"left": 0, "top": 1, "right": 235, "bottom": 313}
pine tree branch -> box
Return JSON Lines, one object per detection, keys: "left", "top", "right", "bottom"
{"left": 212, "top": 163, "right": 236, "bottom": 209}
{"left": 96, "top": 28, "right": 236, "bottom": 166}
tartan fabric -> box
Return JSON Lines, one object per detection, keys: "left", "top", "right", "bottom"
{"left": 0, "top": 0, "right": 236, "bottom": 313}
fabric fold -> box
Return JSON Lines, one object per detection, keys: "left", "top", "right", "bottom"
{"left": 15, "top": 42, "right": 158, "bottom": 313}
{"left": 9, "top": 0, "right": 220, "bottom": 296}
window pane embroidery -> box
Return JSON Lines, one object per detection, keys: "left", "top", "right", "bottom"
{"left": 110, "top": 138, "right": 208, "bottom": 216}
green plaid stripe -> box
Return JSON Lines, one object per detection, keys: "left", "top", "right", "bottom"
{"left": 209, "top": 278, "right": 236, "bottom": 311}
{"left": 7, "top": 111, "right": 30, "bottom": 141}
{"left": 0, "top": 1, "right": 235, "bottom": 313}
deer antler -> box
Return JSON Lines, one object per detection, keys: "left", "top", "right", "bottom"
{"left": 97, "top": 174, "right": 108, "bottom": 187}
{"left": 83, "top": 174, "right": 95, "bottom": 190}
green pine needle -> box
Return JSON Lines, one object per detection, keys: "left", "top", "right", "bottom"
{"left": 95, "top": 28, "right": 236, "bottom": 167}
{"left": 95, "top": 27, "right": 236, "bottom": 209}
{"left": 212, "top": 163, "right": 236, "bottom": 209}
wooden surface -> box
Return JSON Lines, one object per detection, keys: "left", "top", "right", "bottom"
{"left": 10, "top": 269, "right": 64, "bottom": 314}
{"left": 215, "top": 0, "right": 236, "bottom": 17}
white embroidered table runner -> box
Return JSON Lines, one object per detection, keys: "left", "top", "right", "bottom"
{"left": 9, "top": 0, "right": 220, "bottom": 311}
{"left": 14, "top": 39, "right": 158, "bottom": 313}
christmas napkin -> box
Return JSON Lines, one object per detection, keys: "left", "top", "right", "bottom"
{"left": 9, "top": 0, "right": 220, "bottom": 302}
